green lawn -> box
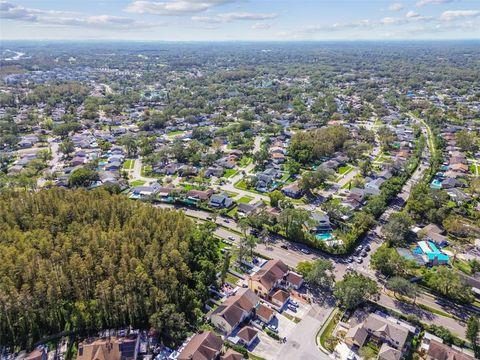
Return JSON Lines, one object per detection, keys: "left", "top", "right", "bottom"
{"left": 227, "top": 207, "right": 237, "bottom": 218}
{"left": 166, "top": 130, "right": 185, "bottom": 136}
{"left": 318, "top": 309, "right": 340, "bottom": 352}
{"left": 470, "top": 164, "right": 479, "bottom": 175}
{"left": 234, "top": 179, "right": 248, "bottom": 190}
{"left": 225, "top": 190, "right": 239, "bottom": 198}
{"left": 234, "top": 179, "right": 263, "bottom": 195}
{"left": 225, "top": 272, "right": 240, "bottom": 285}
{"left": 239, "top": 157, "right": 253, "bottom": 168}
{"left": 123, "top": 159, "right": 134, "bottom": 170}
{"left": 223, "top": 169, "right": 237, "bottom": 178}
{"left": 337, "top": 165, "right": 353, "bottom": 175}
{"left": 280, "top": 173, "right": 290, "bottom": 182}
{"left": 129, "top": 180, "right": 145, "bottom": 187}
{"left": 341, "top": 181, "right": 352, "bottom": 190}
{"left": 237, "top": 195, "right": 254, "bottom": 204}
{"left": 452, "top": 259, "right": 472, "bottom": 275}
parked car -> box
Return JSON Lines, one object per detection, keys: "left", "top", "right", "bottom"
{"left": 227, "top": 236, "right": 235, "bottom": 241}
{"left": 268, "top": 324, "right": 278, "bottom": 333}
{"left": 356, "top": 257, "right": 363, "bottom": 264}
{"left": 289, "top": 300, "right": 299, "bottom": 307}
{"left": 300, "top": 248, "right": 311, "bottom": 255}
{"left": 287, "top": 304, "right": 297, "bottom": 312}
{"left": 281, "top": 244, "right": 289, "bottom": 250}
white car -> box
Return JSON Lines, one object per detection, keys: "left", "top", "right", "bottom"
{"left": 300, "top": 248, "right": 311, "bottom": 255}
{"left": 289, "top": 300, "right": 299, "bottom": 307}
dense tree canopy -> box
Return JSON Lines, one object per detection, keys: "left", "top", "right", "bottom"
{"left": 0, "top": 189, "right": 219, "bottom": 348}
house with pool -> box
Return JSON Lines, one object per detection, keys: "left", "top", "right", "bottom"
{"left": 414, "top": 241, "right": 450, "bottom": 266}
{"left": 306, "top": 212, "right": 343, "bottom": 247}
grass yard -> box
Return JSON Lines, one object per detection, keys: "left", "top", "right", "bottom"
{"left": 223, "top": 169, "right": 238, "bottom": 178}
{"left": 140, "top": 165, "right": 152, "bottom": 177}
{"left": 122, "top": 159, "right": 134, "bottom": 170}
{"left": 225, "top": 190, "right": 239, "bottom": 198}
{"left": 237, "top": 195, "right": 254, "bottom": 204}
{"left": 129, "top": 180, "right": 145, "bottom": 187}
{"left": 234, "top": 179, "right": 248, "bottom": 190}
{"left": 373, "top": 154, "right": 389, "bottom": 163}
{"left": 337, "top": 165, "right": 353, "bottom": 175}
{"left": 166, "top": 130, "right": 185, "bottom": 137}
{"left": 318, "top": 309, "right": 340, "bottom": 352}
{"left": 227, "top": 207, "right": 237, "bottom": 218}
{"left": 470, "top": 163, "right": 479, "bottom": 175}
{"left": 239, "top": 157, "right": 253, "bottom": 168}
{"left": 341, "top": 181, "right": 352, "bottom": 190}
{"left": 452, "top": 259, "right": 472, "bottom": 275}
{"left": 225, "top": 272, "right": 241, "bottom": 285}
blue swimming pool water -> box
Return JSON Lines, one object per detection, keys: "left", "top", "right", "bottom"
{"left": 430, "top": 179, "right": 442, "bottom": 189}
{"left": 316, "top": 233, "right": 333, "bottom": 241}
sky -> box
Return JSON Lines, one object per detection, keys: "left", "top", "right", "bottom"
{"left": 0, "top": 0, "right": 479, "bottom": 41}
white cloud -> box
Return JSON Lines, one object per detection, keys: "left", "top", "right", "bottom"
{"left": 406, "top": 11, "right": 420, "bottom": 18}
{"left": 416, "top": 0, "right": 453, "bottom": 7}
{"left": 252, "top": 22, "right": 271, "bottom": 30}
{"left": 218, "top": 12, "right": 277, "bottom": 21}
{"left": 125, "top": 0, "right": 237, "bottom": 15}
{"left": 388, "top": 3, "right": 404, "bottom": 11}
{"left": 192, "top": 11, "right": 277, "bottom": 24}
{"left": 440, "top": 10, "right": 480, "bottom": 21}
{"left": 0, "top": 1, "right": 151, "bottom": 29}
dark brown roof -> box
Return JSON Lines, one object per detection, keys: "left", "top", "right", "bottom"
{"left": 178, "top": 332, "right": 223, "bottom": 360}
{"left": 220, "top": 349, "right": 244, "bottom": 360}
{"left": 237, "top": 326, "right": 258, "bottom": 343}
{"left": 211, "top": 288, "right": 259, "bottom": 327}
{"left": 271, "top": 289, "right": 290, "bottom": 303}
{"left": 286, "top": 271, "right": 303, "bottom": 286}
{"left": 77, "top": 337, "right": 137, "bottom": 360}
{"left": 251, "top": 259, "right": 289, "bottom": 292}
{"left": 256, "top": 303, "right": 274, "bottom": 322}
{"left": 427, "top": 340, "right": 474, "bottom": 360}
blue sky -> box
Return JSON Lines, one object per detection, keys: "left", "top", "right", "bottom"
{"left": 1, "top": 0, "right": 479, "bottom": 40}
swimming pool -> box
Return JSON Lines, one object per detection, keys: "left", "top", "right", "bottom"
{"left": 430, "top": 178, "right": 442, "bottom": 189}
{"left": 316, "top": 233, "right": 333, "bottom": 241}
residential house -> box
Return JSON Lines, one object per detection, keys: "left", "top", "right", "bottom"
{"left": 255, "top": 303, "right": 275, "bottom": 324}
{"left": 205, "top": 167, "right": 224, "bottom": 178}
{"left": 220, "top": 349, "right": 244, "bottom": 360}
{"left": 22, "top": 348, "right": 47, "bottom": 360}
{"left": 345, "top": 324, "right": 369, "bottom": 348}
{"left": 187, "top": 189, "right": 213, "bottom": 202}
{"left": 210, "top": 288, "right": 259, "bottom": 335}
{"left": 248, "top": 259, "right": 289, "bottom": 297}
{"left": 363, "top": 313, "right": 410, "bottom": 351}
{"left": 426, "top": 340, "right": 474, "bottom": 360}
{"left": 420, "top": 224, "right": 448, "bottom": 246}
{"left": 130, "top": 183, "right": 161, "bottom": 199}
{"left": 77, "top": 336, "right": 139, "bottom": 360}
{"left": 209, "top": 192, "right": 235, "bottom": 209}
{"left": 255, "top": 168, "right": 282, "bottom": 193}
{"left": 414, "top": 241, "right": 449, "bottom": 266}
{"left": 237, "top": 202, "right": 264, "bottom": 217}
{"left": 177, "top": 331, "right": 223, "bottom": 360}
{"left": 270, "top": 289, "right": 290, "bottom": 309}
{"left": 378, "top": 343, "right": 402, "bottom": 360}
{"left": 282, "top": 181, "right": 302, "bottom": 199}
{"left": 248, "top": 259, "right": 302, "bottom": 308}
{"left": 236, "top": 326, "right": 259, "bottom": 348}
